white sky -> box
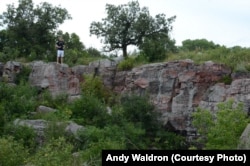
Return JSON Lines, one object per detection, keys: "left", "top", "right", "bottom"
{"left": 1, "top": 0, "right": 250, "bottom": 52}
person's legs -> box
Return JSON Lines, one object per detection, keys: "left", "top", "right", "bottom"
{"left": 57, "top": 50, "right": 64, "bottom": 64}
{"left": 60, "top": 50, "right": 64, "bottom": 64}
{"left": 57, "top": 50, "right": 60, "bottom": 64}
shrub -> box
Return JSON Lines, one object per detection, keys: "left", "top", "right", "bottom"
{"left": 191, "top": 108, "right": 214, "bottom": 148}
{"left": 44, "top": 121, "right": 67, "bottom": 141}
{"left": 192, "top": 100, "right": 249, "bottom": 149}
{"left": 69, "top": 94, "right": 108, "bottom": 127}
{"left": 27, "top": 137, "right": 76, "bottom": 166}
{"left": 218, "top": 75, "right": 232, "bottom": 85}
{"left": 0, "top": 105, "right": 7, "bottom": 134}
{"left": 0, "top": 82, "right": 38, "bottom": 120}
{"left": 152, "top": 129, "right": 187, "bottom": 150}
{"left": 3, "top": 124, "right": 37, "bottom": 152}
{"left": 120, "top": 94, "right": 158, "bottom": 133}
{"left": 81, "top": 75, "right": 111, "bottom": 103}
{"left": 206, "top": 100, "right": 249, "bottom": 149}
{"left": 0, "top": 136, "right": 29, "bottom": 166}
{"left": 120, "top": 94, "right": 187, "bottom": 149}
{"left": 14, "top": 65, "right": 32, "bottom": 84}
{"left": 37, "top": 90, "right": 69, "bottom": 109}
{"left": 77, "top": 125, "right": 126, "bottom": 165}
{"left": 117, "top": 57, "right": 134, "bottom": 71}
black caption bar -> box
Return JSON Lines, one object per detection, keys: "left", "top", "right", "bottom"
{"left": 102, "top": 150, "right": 249, "bottom": 166}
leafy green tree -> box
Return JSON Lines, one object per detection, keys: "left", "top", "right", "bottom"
{"left": 0, "top": 30, "right": 8, "bottom": 51}
{"left": 90, "top": 0, "right": 176, "bottom": 57}
{"left": 0, "top": 0, "right": 71, "bottom": 60}
{"left": 181, "top": 39, "right": 219, "bottom": 51}
{"left": 56, "top": 31, "right": 85, "bottom": 51}
{"left": 87, "top": 47, "right": 102, "bottom": 57}
{"left": 139, "top": 34, "right": 176, "bottom": 62}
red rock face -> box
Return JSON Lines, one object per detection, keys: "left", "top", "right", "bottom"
{"left": 29, "top": 62, "right": 82, "bottom": 96}
{"left": 120, "top": 60, "right": 232, "bottom": 135}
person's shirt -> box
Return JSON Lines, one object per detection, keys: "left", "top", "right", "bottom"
{"left": 56, "top": 40, "right": 64, "bottom": 50}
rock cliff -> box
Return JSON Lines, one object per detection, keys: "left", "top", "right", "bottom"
{"left": 1, "top": 59, "right": 250, "bottom": 140}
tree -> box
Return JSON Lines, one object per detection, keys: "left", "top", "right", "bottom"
{"left": 56, "top": 31, "right": 85, "bottom": 52}
{"left": 139, "top": 33, "right": 176, "bottom": 62}
{"left": 87, "top": 47, "right": 102, "bottom": 57}
{"left": 90, "top": 0, "right": 176, "bottom": 57}
{"left": 0, "top": 0, "right": 71, "bottom": 60}
{"left": 181, "top": 39, "right": 219, "bottom": 51}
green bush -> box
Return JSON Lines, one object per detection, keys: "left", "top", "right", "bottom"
{"left": 152, "top": 129, "right": 187, "bottom": 150}
{"left": 3, "top": 124, "right": 37, "bottom": 152}
{"left": 0, "top": 82, "right": 38, "bottom": 120}
{"left": 121, "top": 94, "right": 158, "bottom": 132}
{"left": 191, "top": 108, "right": 214, "bottom": 148}
{"left": 192, "top": 100, "right": 249, "bottom": 149}
{"left": 117, "top": 57, "right": 134, "bottom": 71}
{"left": 218, "top": 75, "right": 232, "bottom": 85}
{"left": 0, "top": 105, "right": 7, "bottom": 134}
{"left": 37, "top": 90, "right": 69, "bottom": 109}
{"left": 44, "top": 120, "right": 68, "bottom": 141}
{"left": 69, "top": 94, "right": 108, "bottom": 127}
{"left": 77, "top": 125, "right": 126, "bottom": 165}
{"left": 0, "top": 136, "right": 29, "bottom": 166}
{"left": 81, "top": 75, "right": 111, "bottom": 103}
{"left": 27, "top": 137, "right": 76, "bottom": 166}
{"left": 120, "top": 94, "right": 187, "bottom": 149}
{"left": 206, "top": 100, "right": 249, "bottom": 149}
{"left": 14, "top": 64, "right": 32, "bottom": 84}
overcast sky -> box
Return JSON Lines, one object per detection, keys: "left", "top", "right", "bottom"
{"left": 1, "top": 0, "right": 250, "bottom": 51}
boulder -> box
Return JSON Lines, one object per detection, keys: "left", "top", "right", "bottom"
{"left": 36, "top": 105, "right": 57, "bottom": 114}
{"left": 14, "top": 119, "right": 84, "bottom": 144}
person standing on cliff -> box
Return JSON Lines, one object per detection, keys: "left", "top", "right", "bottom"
{"left": 55, "top": 36, "right": 65, "bottom": 64}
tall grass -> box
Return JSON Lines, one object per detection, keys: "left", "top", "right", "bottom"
{"left": 166, "top": 47, "right": 250, "bottom": 71}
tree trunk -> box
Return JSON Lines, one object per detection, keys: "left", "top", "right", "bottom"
{"left": 122, "top": 46, "right": 127, "bottom": 58}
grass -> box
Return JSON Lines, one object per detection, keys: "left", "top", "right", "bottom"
{"left": 165, "top": 47, "right": 250, "bottom": 72}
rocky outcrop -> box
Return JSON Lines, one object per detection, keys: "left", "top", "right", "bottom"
{"left": 1, "top": 59, "right": 250, "bottom": 141}
{"left": 29, "top": 61, "right": 82, "bottom": 96}
{"left": 199, "top": 79, "right": 250, "bottom": 115}
{"left": 1, "top": 61, "right": 22, "bottom": 83}
{"left": 121, "top": 60, "right": 232, "bottom": 136}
